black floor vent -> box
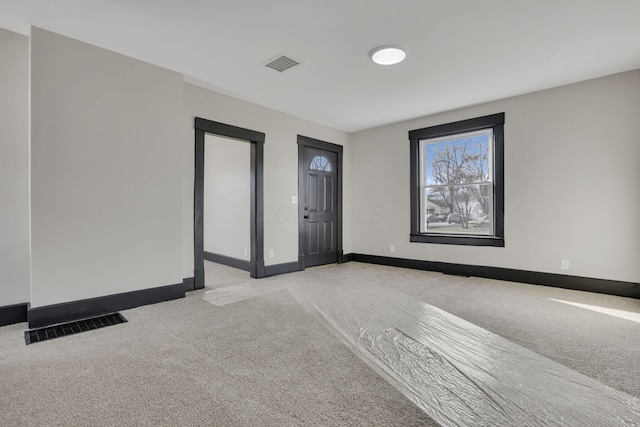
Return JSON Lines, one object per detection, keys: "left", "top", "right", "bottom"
{"left": 24, "top": 313, "right": 127, "bottom": 345}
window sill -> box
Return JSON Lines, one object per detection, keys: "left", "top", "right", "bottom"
{"left": 410, "top": 234, "right": 505, "bottom": 247}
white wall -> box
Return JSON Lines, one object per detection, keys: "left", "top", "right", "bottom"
{"left": 203, "top": 134, "right": 250, "bottom": 260}
{"left": 19, "top": 24, "right": 635, "bottom": 311}
{"left": 0, "top": 28, "right": 30, "bottom": 306}
{"left": 2, "top": 25, "right": 353, "bottom": 310}
{"left": 351, "top": 70, "right": 640, "bottom": 283}
{"left": 183, "top": 82, "right": 352, "bottom": 273}
{"left": 30, "top": 28, "right": 184, "bottom": 307}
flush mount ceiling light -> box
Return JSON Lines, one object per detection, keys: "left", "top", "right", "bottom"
{"left": 370, "top": 46, "right": 406, "bottom": 65}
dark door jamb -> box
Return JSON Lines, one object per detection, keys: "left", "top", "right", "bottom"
{"left": 297, "top": 135, "right": 344, "bottom": 269}
{"left": 194, "top": 117, "right": 265, "bottom": 288}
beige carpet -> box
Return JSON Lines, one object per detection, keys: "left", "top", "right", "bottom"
{"left": 0, "top": 262, "right": 436, "bottom": 426}
{"left": 2, "top": 261, "right": 639, "bottom": 426}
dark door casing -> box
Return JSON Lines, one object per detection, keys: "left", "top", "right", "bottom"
{"left": 194, "top": 118, "right": 265, "bottom": 288}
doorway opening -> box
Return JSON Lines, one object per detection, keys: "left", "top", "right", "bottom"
{"left": 194, "top": 118, "right": 265, "bottom": 289}
{"left": 297, "top": 135, "right": 344, "bottom": 268}
{"left": 203, "top": 134, "right": 251, "bottom": 271}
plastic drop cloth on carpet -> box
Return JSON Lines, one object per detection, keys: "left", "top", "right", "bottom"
{"left": 203, "top": 280, "right": 292, "bottom": 306}
{"left": 289, "top": 281, "right": 640, "bottom": 427}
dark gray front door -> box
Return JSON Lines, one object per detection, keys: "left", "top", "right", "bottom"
{"left": 301, "top": 146, "right": 338, "bottom": 267}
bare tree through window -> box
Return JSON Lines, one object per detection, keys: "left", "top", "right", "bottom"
{"left": 423, "top": 130, "right": 492, "bottom": 234}
{"left": 409, "top": 112, "right": 504, "bottom": 246}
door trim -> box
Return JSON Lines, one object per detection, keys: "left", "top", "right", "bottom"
{"left": 297, "top": 135, "right": 344, "bottom": 268}
{"left": 194, "top": 117, "right": 265, "bottom": 288}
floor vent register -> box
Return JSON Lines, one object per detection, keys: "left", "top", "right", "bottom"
{"left": 24, "top": 313, "right": 127, "bottom": 345}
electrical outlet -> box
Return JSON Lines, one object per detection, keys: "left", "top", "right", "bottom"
{"left": 560, "top": 259, "right": 570, "bottom": 271}
{"left": 389, "top": 245, "right": 395, "bottom": 254}
{"left": 244, "top": 248, "right": 248, "bottom": 258}
{"left": 291, "top": 195, "right": 298, "bottom": 204}
{"left": 269, "top": 249, "right": 274, "bottom": 259}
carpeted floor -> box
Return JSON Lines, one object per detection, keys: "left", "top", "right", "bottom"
{"left": 0, "top": 263, "right": 436, "bottom": 426}
{"left": 1, "top": 261, "right": 639, "bottom": 426}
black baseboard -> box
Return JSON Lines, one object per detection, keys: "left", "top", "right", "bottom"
{"left": 255, "top": 259, "right": 266, "bottom": 279}
{"left": 264, "top": 258, "right": 305, "bottom": 277}
{"left": 0, "top": 303, "right": 28, "bottom": 327}
{"left": 351, "top": 253, "right": 640, "bottom": 299}
{"left": 204, "top": 251, "right": 251, "bottom": 272}
{"left": 28, "top": 282, "right": 185, "bottom": 329}
{"left": 261, "top": 255, "right": 349, "bottom": 277}
{"left": 194, "top": 267, "right": 205, "bottom": 290}
{"left": 183, "top": 277, "right": 195, "bottom": 292}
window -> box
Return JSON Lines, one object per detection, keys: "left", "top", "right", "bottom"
{"left": 409, "top": 113, "right": 504, "bottom": 246}
{"left": 309, "top": 155, "right": 332, "bottom": 172}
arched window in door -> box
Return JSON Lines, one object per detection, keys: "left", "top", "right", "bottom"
{"left": 309, "top": 155, "right": 332, "bottom": 172}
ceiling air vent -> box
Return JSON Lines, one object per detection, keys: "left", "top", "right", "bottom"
{"left": 264, "top": 55, "right": 300, "bottom": 72}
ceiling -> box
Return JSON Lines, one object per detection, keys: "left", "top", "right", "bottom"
{"left": 1, "top": 0, "right": 639, "bottom": 133}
